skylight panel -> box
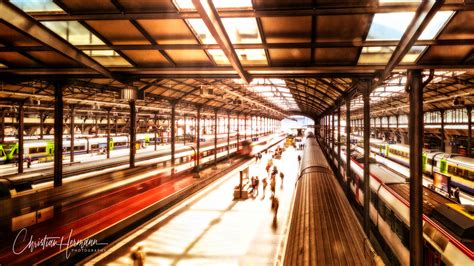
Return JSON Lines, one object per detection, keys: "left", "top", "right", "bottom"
{"left": 187, "top": 19, "right": 217, "bottom": 44}
{"left": 236, "top": 49, "right": 267, "bottom": 65}
{"left": 42, "top": 21, "right": 105, "bottom": 46}
{"left": 358, "top": 46, "right": 396, "bottom": 64}
{"left": 174, "top": 0, "right": 253, "bottom": 10}
{"left": 367, "top": 12, "right": 415, "bottom": 40}
{"left": 11, "top": 0, "right": 63, "bottom": 12}
{"left": 82, "top": 50, "right": 132, "bottom": 67}
{"left": 207, "top": 49, "right": 230, "bottom": 65}
{"left": 222, "top": 18, "right": 262, "bottom": 44}
{"left": 419, "top": 11, "right": 454, "bottom": 40}
{"left": 401, "top": 46, "right": 426, "bottom": 63}
{"left": 247, "top": 79, "right": 299, "bottom": 111}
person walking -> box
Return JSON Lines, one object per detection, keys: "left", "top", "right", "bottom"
{"left": 27, "top": 155, "right": 32, "bottom": 168}
{"left": 454, "top": 187, "right": 461, "bottom": 203}
{"left": 297, "top": 155, "right": 301, "bottom": 165}
{"left": 270, "top": 175, "right": 276, "bottom": 196}
{"left": 271, "top": 195, "right": 279, "bottom": 226}
{"left": 262, "top": 177, "right": 268, "bottom": 199}
{"left": 254, "top": 176, "right": 260, "bottom": 196}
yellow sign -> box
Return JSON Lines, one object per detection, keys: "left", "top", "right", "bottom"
{"left": 446, "top": 203, "right": 474, "bottom": 220}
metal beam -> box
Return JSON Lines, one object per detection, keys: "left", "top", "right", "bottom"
{"left": 129, "top": 100, "right": 137, "bottom": 168}
{"left": 381, "top": 0, "right": 444, "bottom": 80}
{"left": 361, "top": 80, "right": 371, "bottom": 236}
{"left": 31, "top": 3, "right": 470, "bottom": 21}
{"left": 468, "top": 106, "right": 472, "bottom": 158}
{"left": 192, "top": 0, "right": 251, "bottom": 84}
{"left": 407, "top": 69, "right": 424, "bottom": 266}
{"left": 0, "top": 1, "right": 112, "bottom": 78}
{"left": 18, "top": 101, "right": 24, "bottom": 174}
{"left": 54, "top": 82, "right": 63, "bottom": 187}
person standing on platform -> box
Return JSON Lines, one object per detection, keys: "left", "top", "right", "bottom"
{"left": 27, "top": 155, "right": 32, "bottom": 168}
{"left": 254, "top": 176, "right": 260, "bottom": 196}
{"left": 454, "top": 187, "right": 461, "bottom": 203}
{"left": 297, "top": 155, "right": 301, "bottom": 165}
{"left": 279, "top": 172, "right": 284, "bottom": 187}
{"left": 270, "top": 174, "right": 276, "bottom": 196}
{"left": 262, "top": 177, "right": 268, "bottom": 199}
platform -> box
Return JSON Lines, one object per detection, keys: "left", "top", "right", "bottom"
{"left": 87, "top": 146, "right": 302, "bottom": 265}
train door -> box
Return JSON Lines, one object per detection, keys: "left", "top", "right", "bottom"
{"left": 109, "top": 138, "right": 114, "bottom": 151}
{"left": 46, "top": 142, "right": 54, "bottom": 161}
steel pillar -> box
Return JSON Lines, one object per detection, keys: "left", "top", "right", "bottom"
{"left": 1, "top": 108, "right": 5, "bottom": 142}
{"left": 183, "top": 115, "right": 187, "bottom": 145}
{"left": 236, "top": 113, "right": 240, "bottom": 150}
{"left": 129, "top": 100, "right": 137, "bottom": 168}
{"left": 196, "top": 106, "right": 201, "bottom": 170}
{"left": 337, "top": 107, "right": 342, "bottom": 175}
{"left": 154, "top": 113, "right": 158, "bottom": 151}
{"left": 440, "top": 109, "right": 445, "bottom": 152}
{"left": 170, "top": 102, "right": 176, "bottom": 167}
{"left": 345, "top": 98, "right": 352, "bottom": 195}
{"left": 69, "top": 106, "right": 75, "bottom": 162}
{"left": 18, "top": 101, "right": 24, "bottom": 174}
{"left": 107, "top": 109, "right": 111, "bottom": 159}
{"left": 214, "top": 109, "right": 218, "bottom": 165}
{"left": 332, "top": 112, "right": 335, "bottom": 153}
{"left": 408, "top": 69, "right": 424, "bottom": 266}
{"left": 244, "top": 115, "right": 247, "bottom": 141}
{"left": 362, "top": 80, "right": 371, "bottom": 235}
{"left": 467, "top": 106, "right": 472, "bottom": 157}
{"left": 54, "top": 82, "right": 63, "bottom": 187}
{"left": 227, "top": 112, "right": 230, "bottom": 159}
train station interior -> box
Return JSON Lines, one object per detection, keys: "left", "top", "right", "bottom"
{"left": 0, "top": 0, "right": 473, "bottom": 265}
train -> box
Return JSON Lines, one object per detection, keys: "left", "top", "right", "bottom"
{"left": 0, "top": 133, "right": 238, "bottom": 165}
{"left": 327, "top": 138, "right": 473, "bottom": 265}
{"left": 348, "top": 134, "right": 474, "bottom": 195}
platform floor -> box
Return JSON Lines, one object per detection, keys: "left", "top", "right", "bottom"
{"left": 93, "top": 146, "right": 302, "bottom": 266}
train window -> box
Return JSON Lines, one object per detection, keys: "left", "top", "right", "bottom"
{"left": 447, "top": 165, "right": 455, "bottom": 175}
{"left": 427, "top": 159, "right": 433, "bottom": 165}
{"left": 378, "top": 201, "right": 386, "bottom": 220}
{"left": 455, "top": 167, "right": 464, "bottom": 177}
{"left": 91, "top": 144, "right": 99, "bottom": 149}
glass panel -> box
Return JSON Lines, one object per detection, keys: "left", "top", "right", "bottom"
{"left": 83, "top": 50, "right": 132, "bottom": 67}
{"left": 187, "top": 19, "right": 216, "bottom": 44}
{"left": 174, "top": 0, "right": 253, "bottom": 10}
{"left": 358, "top": 46, "right": 396, "bottom": 64}
{"left": 367, "top": 12, "right": 415, "bottom": 40}
{"left": 419, "top": 11, "right": 454, "bottom": 40}
{"left": 240, "top": 78, "right": 300, "bottom": 111}
{"left": 42, "top": 21, "right": 105, "bottom": 45}
{"left": 222, "top": 18, "right": 262, "bottom": 44}
{"left": 401, "top": 46, "right": 426, "bottom": 63}
{"left": 11, "top": 0, "right": 63, "bottom": 12}
{"left": 207, "top": 49, "right": 230, "bottom": 65}
{"left": 236, "top": 49, "right": 267, "bottom": 65}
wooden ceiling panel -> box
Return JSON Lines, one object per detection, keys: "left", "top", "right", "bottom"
{"left": 419, "top": 45, "right": 472, "bottom": 64}
{"left": 261, "top": 17, "right": 312, "bottom": 43}
{"left": 166, "top": 50, "right": 212, "bottom": 66}
{"left": 61, "top": 0, "right": 118, "bottom": 12}
{"left": 314, "top": 48, "right": 359, "bottom": 65}
{"left": 137, "top": 20, "right": 198, "bottom": 44}
{"left": 121, "top": 50, "right": 172, "bottom": 67}
{"left": 0, "top": 52, "right": 41, "bottom": 67}
{"left": 28, "top": 51, "right": 80, "bottom": 67}
{"left": 316, "top": 15, "right": 372, "bottom": 42}
{"left": 117, "top": 0, "right": 177, "bottom": 12}
{"left": 269, "top": 49, "right": 311, "bottom": 65}
{"left": 437, "top": 11, "right": 474, "bottom": 40}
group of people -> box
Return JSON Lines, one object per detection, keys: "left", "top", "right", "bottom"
{"left": 296, "top": 143, "right": 305, "bottom": 150}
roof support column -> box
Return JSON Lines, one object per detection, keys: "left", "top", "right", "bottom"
{"left": 467, "top": 106, "right": 472, "bottom": 158}
{"left": 170, "top": 102, "right": 176, "bottom": 168}
{"left": 345, "top": 97, "right": 352, "bottom": 196}
{"left": 70, "top": 105, "right": 75, "bottom": 163}
{"left": 196, "top": 106, "right": 201, "bottom": 172}
{"left": 408, "top": 69, "right": 424, "bottom": 266}
{"left": 107, "top": 109, "right": 111, "bottom": 158}
{"left": 440, "top": 110, "right": 445, "bottom": 152}
{"left": 18, "top": 101, "right": 24, "bottom": 174}
{"left": 214, "top": 109, "right": 218, "bottom": 167}
{"left": 154, "top": 113, "right": 158, "bottom": 151}
{"left": 250, "top": 116, "right": 253, "bottom": 139}
{"left": 1, "top": 108, "right": 5, "bottom": 142}
{"left": 244, "top": 115, "right": 247, "bottom": 141}
{"left": 129, "top": 100, "right": 137, "bottom": 168}
{"left": 227, "top": 112, "right": 230, "bottom": 160}
{"left": 183, "top": 115, "right": 187, "bottom": 146}
{"left": 361, "top": 79, "right": 371, "bottom": 236}
{"left": 387, "top": 116, "right": 391, "bottom": 141}
{"left": 54, "top": 82, "right": 64, "bottom": 187}
{"left": 332, "top": 112, "right": 335, "bottom": 155}
{"left": 337, "top": 107, "right": 342, "bottom": 177}
{"left": 236, "top": 113, "right": 240, "bottom": 150}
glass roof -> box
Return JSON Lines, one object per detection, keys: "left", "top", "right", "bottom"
{"left": 358, "top": 46, "right": 426, "bottom": 64}
{"left": 42, "top": 21, "right": 105, "bottom": 46}
{"left": 11, "top": 0, "right": 63, "bottom": 12}
{"left": 82, "top": 50, "right": 132, "bottom": 67}
{"left": 174, "top": 0, "right": 253, "bottom": 10}
{"left": 367, "top": 12, "right": 415, "bottom": 40}
{"left": 187, "top": 19, "right": 217, "bottom": 44}
{"left": 418, "top": 11, "right": 454, "bottom": 40}
{"left": 245, "top": 79, "right": 300, "bottom": 111}
{"left": 222, "top": 18, "right": 262, "bottom": 44}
